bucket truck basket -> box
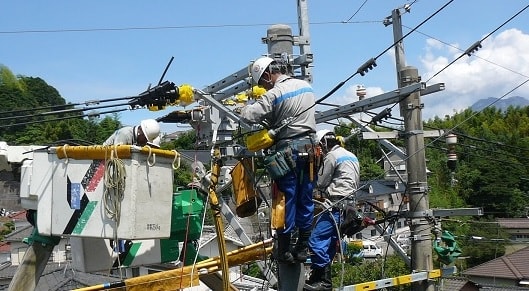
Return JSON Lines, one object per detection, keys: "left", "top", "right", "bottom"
{"left": 31, "top": 145, "right": 180, "bottom": 240}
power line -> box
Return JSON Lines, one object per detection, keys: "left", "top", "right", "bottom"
{"left": 342, "top": 0, "right": 370, "bottom": 23}
{"left": 0, "top": 108, "right": 128, "bottom": 128}
{"left": 0, "top": 21, "right": 381, "bottom": 35}
{"left": 402, "top": 24, "right": 529, "bottom": 79}
{"left": 425, "top": 4, "right": 529, "bottom": 83}
{"left": 0, "top": 95, "right": 138, "bottom": 116}
{"left": 0, "top": 102, "right": 131, "bottom": 122}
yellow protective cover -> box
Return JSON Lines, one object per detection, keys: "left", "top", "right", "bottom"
{"left": 271, "top": 182, "right": 286, "bottom": 230}
{"left": 231, "top": 160, "right": 262, "bottom": 218}
{"left": 245, "top": 129, "right": 274, "bottom": 151}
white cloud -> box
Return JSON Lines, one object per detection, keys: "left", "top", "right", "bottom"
{"left": 420, "top": 28, "right": 529, "bottom": 120}
{"left": 318, "top": 29, "right": 529, "bottom": 123}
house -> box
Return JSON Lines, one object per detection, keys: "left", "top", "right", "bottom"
{"left": 463, "top": 246, "right": 529, "bottom": 289}
{"left": 356, "top": 180, "right": 408, "bottom": 214}
{"left": 439, "top": 277, "right": 479, "bottom": 291}
{"left": 496, "top": 218, "right": 529, "bottom": 243}
{"left": 383, "top": 150, "right": 407, "bottom": 182}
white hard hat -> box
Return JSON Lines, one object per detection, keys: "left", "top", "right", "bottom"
{"left": 140, "top": 119, "right": 160, "bottom": 142}
{"left": 316, "top": 129, "right": 333, "bottom": 143}
{"left": 251, "top": 57, "right": 274, "bottom": 84}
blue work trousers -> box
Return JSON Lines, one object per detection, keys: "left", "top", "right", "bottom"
{"left": 275, "top": 147, "right": 315, "bottom": 234}
{"left": 309, "top": 208, "right": 342, "bottom": 268}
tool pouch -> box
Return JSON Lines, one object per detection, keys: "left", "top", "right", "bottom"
{"left": 264, "top": 147, "right": 294, "bottom": 180}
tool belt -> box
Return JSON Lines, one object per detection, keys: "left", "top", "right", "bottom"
{"left": 265, "top": 136, "right": 320, "bottom": 181}
{"left": 264, "top": 147, "right": 295, "bottom": 180}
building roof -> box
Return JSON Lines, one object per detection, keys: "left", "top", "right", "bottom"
{"left": 463, "top": 246, "right": 529, "bottom": 281}
{"left": 356, "top": 180, "right": 406, "bottom": 201}
{"left": 7, "top": 210, "right": 26, "bottom": 221}
{"left": 497, "top": 218, "right": 529, "bottom": 229}
{"left": 3, "top": 225, "right": 32, "bottom": 243}
{"left": 0, "top": 242, "right": 9, "bottom": 253}
{"left": 439, "top": 277, "right": 479, "bottom": 291}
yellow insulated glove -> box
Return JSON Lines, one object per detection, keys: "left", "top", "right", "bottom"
{"left": 235, "top": 92, "right": 248, "bottom": 103}
{"left": 251, "top": 86, "right": 266, "bottom": 98}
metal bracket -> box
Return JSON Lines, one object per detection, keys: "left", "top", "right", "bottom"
{"left": 315, "top": 82, "right": 425, "bottom": 124}
{"left": 431, "top": 208, "right": 483, "bottom": 217}
{"left": 407, "top": 209, "right": 433, "bottom": 219}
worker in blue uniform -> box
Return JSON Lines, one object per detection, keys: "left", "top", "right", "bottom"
{"left": 304, "top": 129, "right": 360, "bottom": 291}
{"left": 239, "top": 56, "right": 317, "bottom": 264}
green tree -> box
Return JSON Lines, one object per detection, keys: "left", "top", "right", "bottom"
{"left": 170, "top": 130, "right": 197, "bottom": 150}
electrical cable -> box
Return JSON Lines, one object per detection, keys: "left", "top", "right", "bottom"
{"left": 425, "top": 4, "right": 529, "bottom": 83}
{"left": 403, "top": 25, "right": 529, "bottom": 80}
{"left": 0, "top": 95, "right": 138, "bottom": 116}
{"left": 342, "top": 0, "right": 370, "bottom": 23}
{"left": 271, "top": 0, "right": 456, "bottom": 126}
{"left": 0, "top": 107, "right": 128, "bottom": 128}
{"left": 0, "top": 101, "right": 131, "bottom": 122}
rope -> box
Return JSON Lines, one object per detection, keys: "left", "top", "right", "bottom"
{"left": 103, "top": 150, "right": 127, "bottom": 278}
{"left": 103, "top": 154, "right": 127, "bottom": 225}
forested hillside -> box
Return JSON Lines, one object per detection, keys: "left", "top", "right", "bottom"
{"left": 0, "top": 65, "right": 121, "bottom": 145}
{"left": 334, "top": 106, "right": 529, "bottom": 267}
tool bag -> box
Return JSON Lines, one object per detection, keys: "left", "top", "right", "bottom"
{"left": 264, "top": 147, "right": 295, "bottom": 180}
{"left": 340, "top": 205, "right": 366, "bottom": 238}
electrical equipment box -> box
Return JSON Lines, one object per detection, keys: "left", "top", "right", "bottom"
{"left": 32, "top": 145, "right": 178, "bottom": 240}
{"left": 171, "top": 188, "right": 205, "bottom": 241}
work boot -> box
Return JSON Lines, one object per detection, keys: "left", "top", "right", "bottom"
{"left": 293, "top": 229, "right": 311, "bottom": 263}
{"left": 304, "top": 265, "right": 332, "bottom": 291}
{"left": 275, "top": 233, "right": 295, "bottom": 264}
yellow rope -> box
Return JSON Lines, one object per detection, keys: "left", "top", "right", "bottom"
{"left": 103, "top": 152, "right": 127, "bottom": 279}
{"left": 103, "top": 156, "right": 127, "bottom": 225}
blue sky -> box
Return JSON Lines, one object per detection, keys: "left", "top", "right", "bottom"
{"left": 1, "top": 1, "right": 529, "bottom": 135}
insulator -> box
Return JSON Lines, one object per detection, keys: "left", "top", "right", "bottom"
{"left": 356, "top": 85, "right": 367, "bottom": 100}
{"left": 445, "top": 133, "right": 457, "bottom": 145}
{"left": 447, "top": 153, "right": 457, "bottom": 172}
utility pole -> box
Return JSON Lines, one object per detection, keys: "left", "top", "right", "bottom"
{"left": 390, "top": 8, "right": 434, "bottom": 291}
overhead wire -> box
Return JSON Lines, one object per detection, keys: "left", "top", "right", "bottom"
{"left": 293, "top": 0, "right": 456, "bottom": 121}
{"left": 342, "top": 0, "right": 370, "bottom": 23}
{"left": 0, "top": 101, "right": 132, "bottom": 122}
{"left": 424, "top": 4, "right": 529, "bottom": 83}
{"left": 402, "top": 24, "right": 529, "bottom": 80}
{"left": 0, "top": 108, "right": 128, "bottom": 128}
{"left": 317, "top": 0, "right": 529, "bottom": 263}
{"left": 0, "top": 95, "right": 138, "bottom": 116}
{"left": 342, "top": 3, "right": 529, "bottom": 180}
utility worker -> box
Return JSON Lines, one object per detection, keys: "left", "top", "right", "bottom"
{"left": 304, "top": 129, "right": 360, "bottom": 291}
{"left": 239, "top": 56, "right": 317, "bottom": 264}
{"left": 103, "top": 119, "right": 160, "bottom": 147}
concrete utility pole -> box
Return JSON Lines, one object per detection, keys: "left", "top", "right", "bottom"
{"left": 391, "top": 8, "right": 434, "bottom": 291}
{"left": 8, "top": 242, "right": 55, "bottom": 291}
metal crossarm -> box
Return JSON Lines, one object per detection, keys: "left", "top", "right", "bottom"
{"left": 315, "top": 83, "right": 425, "bottom": 124}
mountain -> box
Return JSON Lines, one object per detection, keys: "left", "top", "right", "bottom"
{"left": 470, "top": 96, "right": 529, "bottom": 112}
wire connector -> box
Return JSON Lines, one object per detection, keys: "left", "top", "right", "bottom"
{"left": 464, "top": 41, "right": 482, "bottom": 57}
{"left": 357, "top": 58, "right": 377, "bottom": 76}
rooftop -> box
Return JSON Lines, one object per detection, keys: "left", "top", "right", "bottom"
{"left": 463, "top": 246, "right": 529, "bottom": 281}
